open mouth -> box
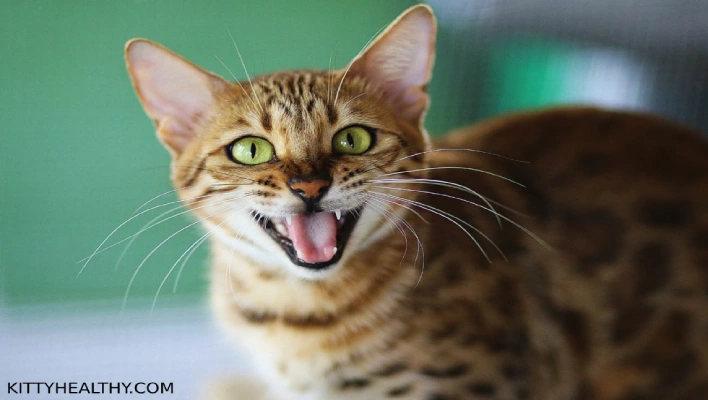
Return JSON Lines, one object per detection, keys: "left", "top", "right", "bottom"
{"left": 256, "top": 208, "right": 362, "bottom": 270}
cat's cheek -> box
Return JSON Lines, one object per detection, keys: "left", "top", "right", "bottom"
{"left": 348, "top": 207, "right": 395, "bottom": 252}
{"left": 207, "top": 214, "right": 291, "bottom": 270}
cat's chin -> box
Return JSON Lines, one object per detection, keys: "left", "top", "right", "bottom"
{"left": 254, "top": 207, "right": 363, "bottom": 271}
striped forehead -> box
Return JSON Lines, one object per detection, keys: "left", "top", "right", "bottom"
{"left": 252, "top": 71, "right": 341, "bottom": 152}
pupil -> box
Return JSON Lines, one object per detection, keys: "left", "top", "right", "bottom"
{"left": 250, "top": 143, "right": 256, "bottom": 158}
{"left": 347, "top": 133, "right": 355, "bottom": 148}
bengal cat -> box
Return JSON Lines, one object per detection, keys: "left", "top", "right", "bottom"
{"left": 123, "top": 4, "right": 708, "bottom": 400}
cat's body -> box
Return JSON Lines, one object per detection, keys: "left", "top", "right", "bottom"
{"left": 125, "top": 5, "right": 708, "bottom": 400}
{"left": 208, "top": 107, "right": 708, "bottom": 400}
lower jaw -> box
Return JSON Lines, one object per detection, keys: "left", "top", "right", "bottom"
{"left": 284, "top": 244, "right": 347, "bottom": 270}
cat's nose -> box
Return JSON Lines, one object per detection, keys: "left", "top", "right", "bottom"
{"left": 288, "top": 177, "right": 331, "bottom": 211}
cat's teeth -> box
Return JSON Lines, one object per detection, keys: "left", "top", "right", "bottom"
{"left": 335, "top": 210, "right": 342, "bottom": 220}
{"left": 285, "top": 215, "right": 292, "bottom": 226}
{"left": 332, "top": 247, "right": 338, "bottom": 255}
{"left": 274, "top": 221, "right": 288, "bottom": 236}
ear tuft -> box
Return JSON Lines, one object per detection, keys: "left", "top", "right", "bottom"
{"left": 347, "top": 5, "right": 436, "bottom": 127}
{"left": 125, "top": 39, "right": 228, "bottom": 156}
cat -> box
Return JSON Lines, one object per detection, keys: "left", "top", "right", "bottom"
{"left": 124, "top": 4, "right": 708, "bottom": 400}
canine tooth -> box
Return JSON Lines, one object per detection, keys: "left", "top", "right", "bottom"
{"left": 275, "top": 223, "right": 287, "bottom": 236}
{"left": 332, "top": 247, "right": 338, "bottom": 255}
{"left": 285, "top": 215, "right": 292, "bottom": 225}
{"left": 335, "top": 210, "right": 342, "bottom": 220}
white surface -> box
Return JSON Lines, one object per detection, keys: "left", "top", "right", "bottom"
{"left": 0, "top": 302, "right": 252, "bottom": 399}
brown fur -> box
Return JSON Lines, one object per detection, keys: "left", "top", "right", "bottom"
{"left": 126, "top": 5, "right": 708, "bottom": 400}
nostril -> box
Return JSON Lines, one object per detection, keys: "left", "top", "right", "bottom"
{"left": 288, "top": 176, "right": 332, "bottom": 205}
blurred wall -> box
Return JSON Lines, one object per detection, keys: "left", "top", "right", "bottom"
{"left": 426, "top": 0, "right": 708, "bottom": 133}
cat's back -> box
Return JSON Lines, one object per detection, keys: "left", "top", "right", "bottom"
{"left": 426, "top": 107, "right": 708, "bottom": 399}
{"left": 436, "top": 106, "right": 708, "bottom": 186}
{"left": 433, "top": 107, "right": 708, "bottom": 231}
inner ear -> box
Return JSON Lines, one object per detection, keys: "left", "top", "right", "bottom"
{"left": 125, "top": 39, "right": 230, "bottom": 156}
{"left": 347, "top": 5, "right": 436, "bottom": 127}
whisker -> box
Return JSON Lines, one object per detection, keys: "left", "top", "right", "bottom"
{"left": 369, "top": 191, "right": 499, "bottom": 263}
{"left": 340, "top": 92, "right": 368, "bottom": 110}
{"left": 114, "top": 203, "right": 186, "bottom": 271}
{"left": 214, "top": 54, "right": 260, "bottom": 112}
{"left": 79, "top": 193, "right": 241, "bottom": 266}
{"left": 152, "top": 205, "right": 248, "bottom": 312}
{"left": 367, "top": 197, "right": 425, "bottom": 284}
{"left": 371, "top": 178, "right": 502, "bottom": 228}
{"left": 334, "top": 23, "right": 388, "bottom": 106}
{"left": 365, "top": 199, "right": 410, "bottom": 261}
{"left": 78, "top": 192, "right": 219, "bottom": 275}
{"left": 393, "top": 148, "right": 529, "bottom": 165}
{"left": 116, "top": 191, "right": 249, "bottom": 270}
{"left": 172, "top": 232, "right": 209, "bottom": 293}
{"left": 226, "top": 27, "right": 264, "bottom": 113}
{"left": 368, "top": 190, "right": 429, "bottom": 224}
{"left": 378, "top": 166, "right": 525, "bottom": 188}
{"left": 481, "top": 196, "right": 531, "bottom": 219}
{"left": 376, "top": 186, "right": 550, "bottom": 251}
{"left": 171, "top": 165, "right": 257, "bottom": 183}
{"left": 175, "top": 194, "right": 254, "bottom": 295}
{"left": 359, "top": 147, "right": 530, "bottom": 178}
{"left": 131, "top": 186, "right": 188, "bottom": 215}
{"left": 122, "top": 203, "right": 241, "bottom": 313}
{"left": 366, "top": 200, "right": 419, "bottom": 279}
{"left": 327, "top": 46, "right": 336, "bottom": 106}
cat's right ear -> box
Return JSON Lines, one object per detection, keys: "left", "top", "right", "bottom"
{"left": 125, "top": 39, "right": 229, "bottom": 157}
{"left": 346, "top": 5, "right": 436, "bottom": 129}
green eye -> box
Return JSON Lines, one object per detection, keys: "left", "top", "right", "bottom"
{"left": 229, "top": 137, "right": 275, "bottom": 165}
{"left": 332, "top": 126, "right": 372, "bottom": 155}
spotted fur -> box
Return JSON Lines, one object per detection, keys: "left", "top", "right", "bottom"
{"left": 125, "top": 5, "right": 708, "bottom": 400}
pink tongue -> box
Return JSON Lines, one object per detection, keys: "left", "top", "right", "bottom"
{"left": 289, "top": 212, "right": 337, "bottom": 264}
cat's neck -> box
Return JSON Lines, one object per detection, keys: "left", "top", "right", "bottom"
{"left": 208, "top": 225, "right": 421, "bottom": 328}
{"left": 207, "top": 231, "right": 421, "bottom": 388}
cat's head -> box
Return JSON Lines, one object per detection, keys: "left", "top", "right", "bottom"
{"left": 125, "top": 5, "right": 436, "bottom": 279}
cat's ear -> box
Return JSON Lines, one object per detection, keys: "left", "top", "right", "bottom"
{"left": 347, "top": 5, "right": 436, "bottom": 127}
{"left": 125, "top": 39, "right": 229, "bottom": 156}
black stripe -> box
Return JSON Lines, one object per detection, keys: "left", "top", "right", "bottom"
{"left": 420, "top": 364, "right": 469, "bottom": 378}
{"left": 326, "top": 103, "right": 339, "bottom": 125}
{"left": 282, "top": 312, "right": 337, "bottom": 328}
{"left": 261, "top": 112, "right": 272, "bottom": 132}
{"left": 339, "top": 378, "right": 371, "bottom": 390}
{"left": 182, "top": 158, "right": 207, "bottom": 188}
{"left": 238, "top": 307, "right": 277, "bottom": 324}
{"left": 373, "top": 363, "right": 408, "bottom": 377}
{"left": 387, "top": 384, "right": 412, "bottom": 397}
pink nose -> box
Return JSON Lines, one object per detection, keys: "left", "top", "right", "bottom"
{"left": 289, "top": 179, "right": 330, "bottom": 200}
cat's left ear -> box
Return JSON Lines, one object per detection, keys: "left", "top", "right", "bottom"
{"left": 347, "top": 5, "right": 436, "bottom": 128}
{"left": 125, "top": 39, "right": 230, "bottom": 157}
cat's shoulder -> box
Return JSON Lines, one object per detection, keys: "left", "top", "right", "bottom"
{"left": 438, "top": 106, "right": 705, "bottom": 148}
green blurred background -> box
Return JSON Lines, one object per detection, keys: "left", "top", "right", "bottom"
{"left": 2, "top": 0, "right": 708, "bottom": 310}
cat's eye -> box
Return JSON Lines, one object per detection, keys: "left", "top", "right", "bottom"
{"left": 332, "top": 126, "right": 372, "bottom": 155}
{"left": 228, "top": 137, "right": 275, "bottom": 165}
